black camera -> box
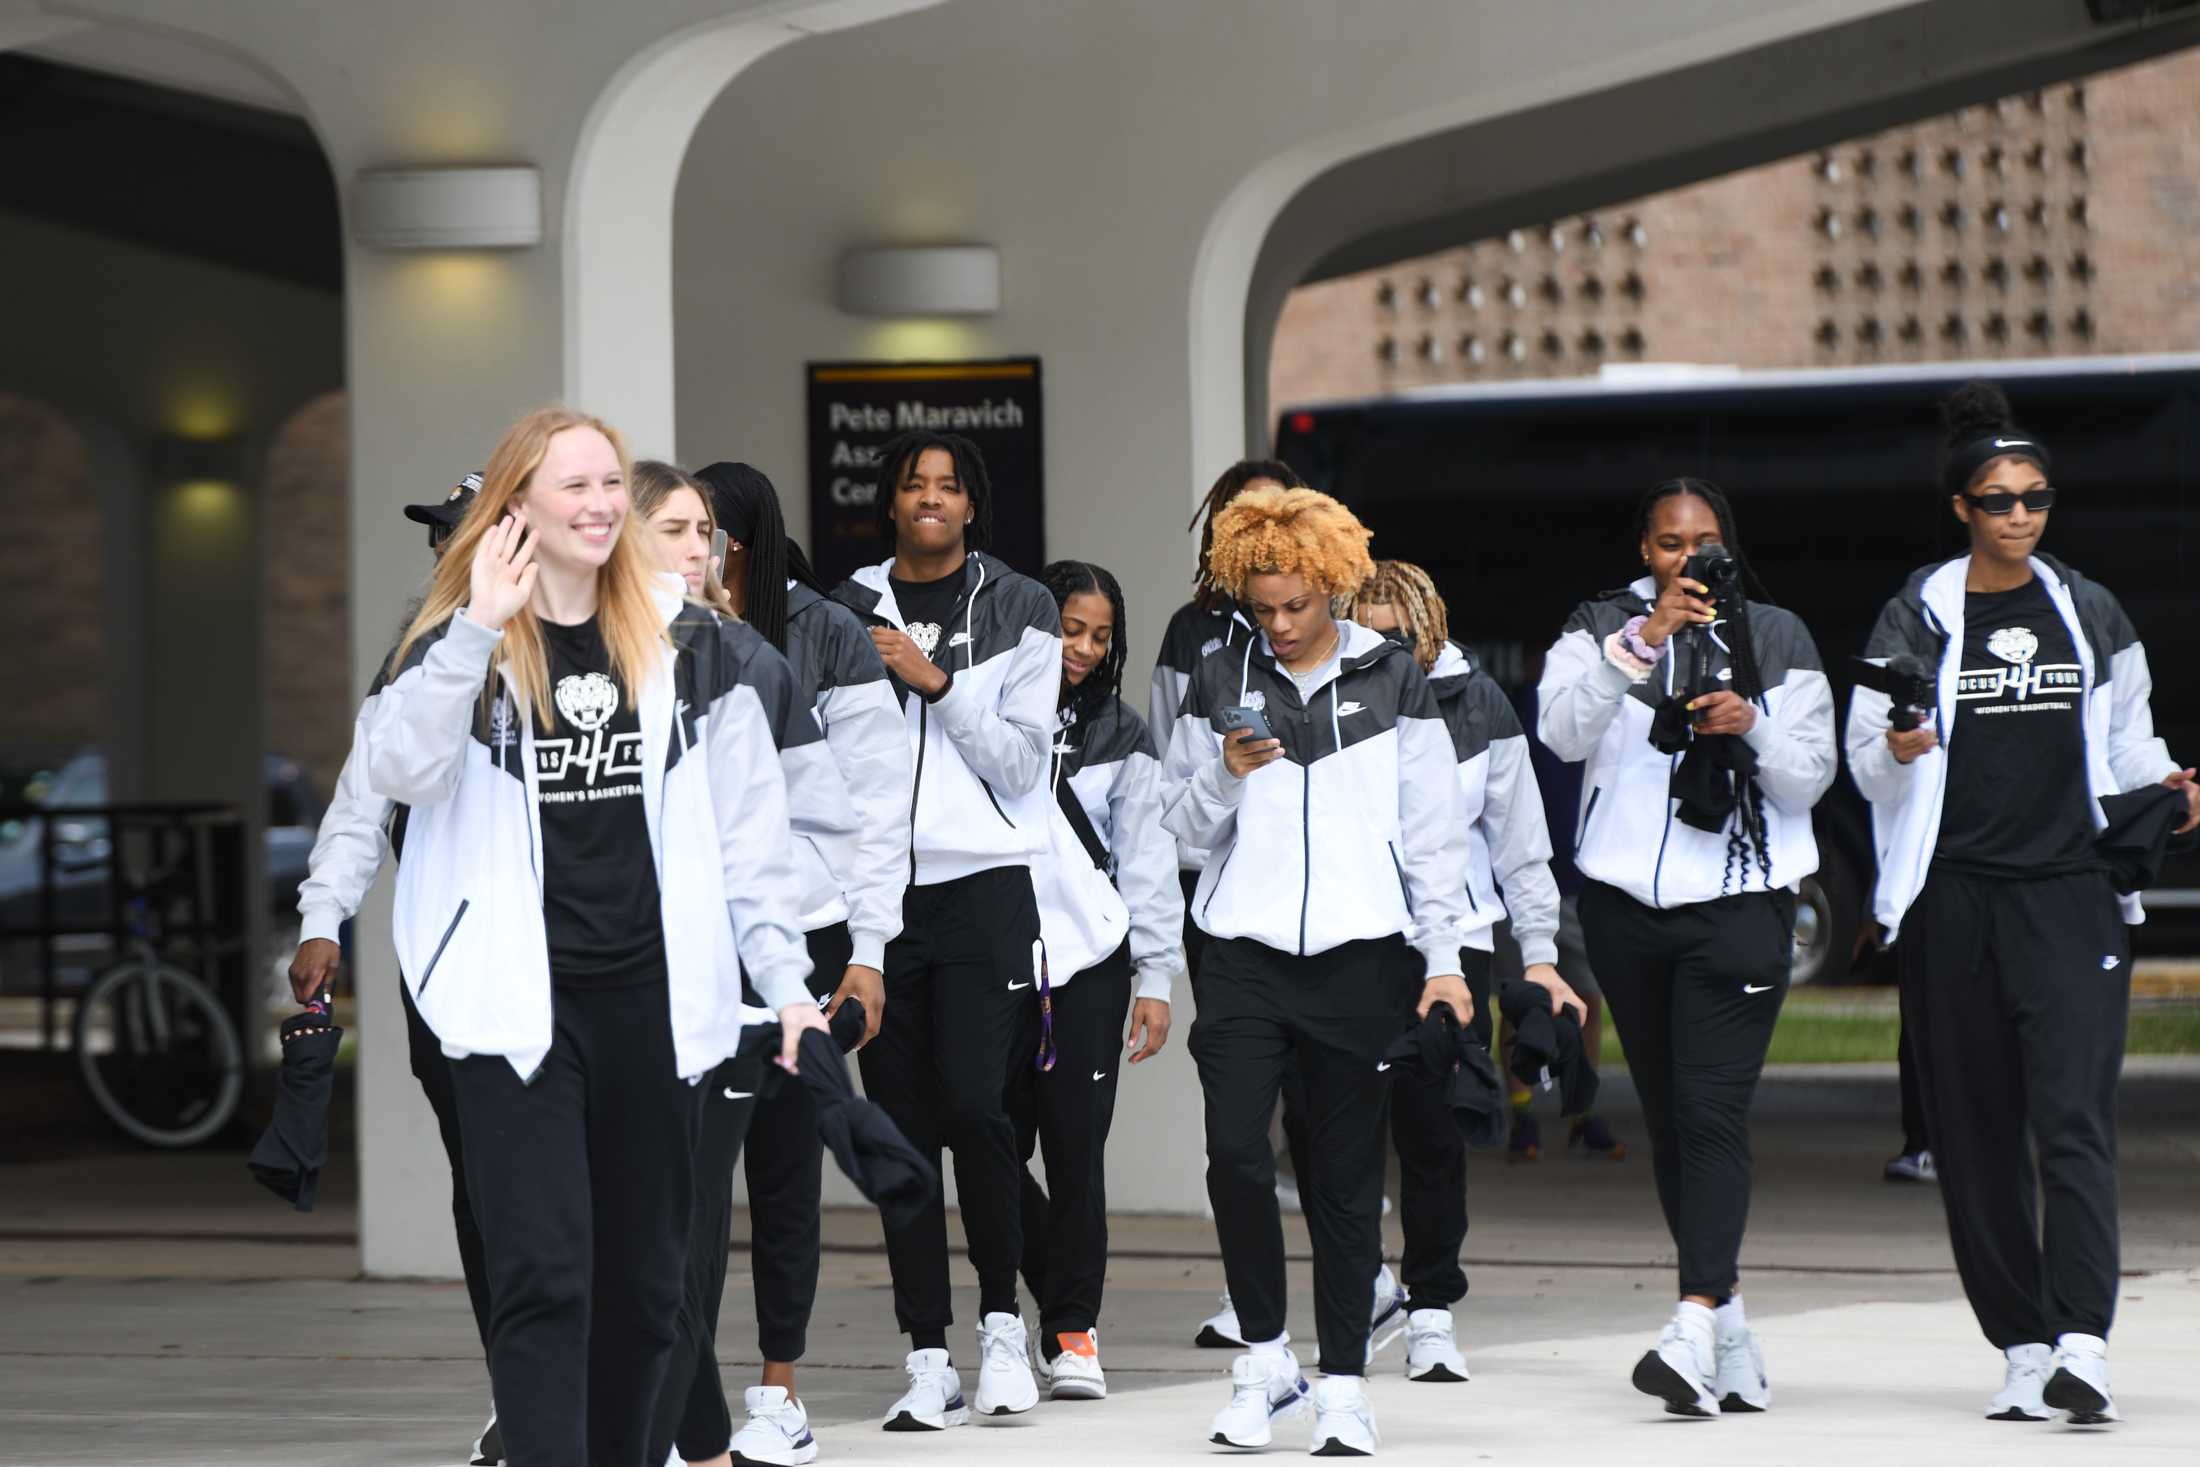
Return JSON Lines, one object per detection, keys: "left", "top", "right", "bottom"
{"left": 1851, "top": 653, "right": 1936, "bottom": 732}
{"left": 1681, "top": 542, "right": 1742, "bottom": 601}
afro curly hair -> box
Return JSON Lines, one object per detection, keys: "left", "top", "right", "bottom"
{"left": 1205, "top": 485, "right": 1374, "bottom": 600}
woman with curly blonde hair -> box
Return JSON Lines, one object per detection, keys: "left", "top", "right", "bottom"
{"left": 1160, "top": 486, "right": 1473, "bottom": 1456}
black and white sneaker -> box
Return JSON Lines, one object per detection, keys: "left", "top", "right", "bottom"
{"left": 1631, "top": 1302, "right": 1720, "bottom": 1418}
{"left": 2043, "top": 1333, "right": 2120, "bottom": 1424}
{"left": 1988, "top": 1342, "right": 2053, "bottom": 1422}
{"left": 1712, "top": 1297, "right": 1768, "bottom": 1412}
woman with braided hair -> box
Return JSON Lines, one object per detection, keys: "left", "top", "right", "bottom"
{"left": 1009, "top": 559, "right": 1183, "bottom": 1402}
{"left": 1338, "top": 560, "right": 1584, "bottom": 1383}
{"left": 1149, "top": 459, "right": 1310, "bottom": 971}
{"left": 1160, "top": 486, "right": 1473, "bottom": 1455}
{"left": 1537, "top": 477, "right": 1834, "bottom": 1419}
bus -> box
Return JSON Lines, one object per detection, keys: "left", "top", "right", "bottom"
{"left": 1275, "top": 354, "right": 2200, "bottom": 981}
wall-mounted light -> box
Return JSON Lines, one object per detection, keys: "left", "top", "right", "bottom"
{"left": 836, "top": 245, "right": 1000, "bottom": 317}
{"left": 352, "top": 166, "right": 542, "bottom": 249}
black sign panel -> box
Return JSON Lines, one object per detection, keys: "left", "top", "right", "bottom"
{"left": 806, "top": 358, "right": 1044, "bottom": 584}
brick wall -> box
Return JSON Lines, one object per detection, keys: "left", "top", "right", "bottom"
{"left": 1272, "top": 49, "right": 2200, "bottom": 411}
{"left": 261, "top": 391, "right": 351, "bottom": 801}
{"left": 0, "top": 394, "right": 101, "bottom": 757}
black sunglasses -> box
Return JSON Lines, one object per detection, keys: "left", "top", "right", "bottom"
{"left": 1963, "top": 486, "right": 2057, "bottom": 515}
{"left": 428, "top": 522, "right": 454, "bottom": 550}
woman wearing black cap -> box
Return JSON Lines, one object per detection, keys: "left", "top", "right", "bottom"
{"left": 1849, "top": 382, "right": 2197, "bottom": 1425}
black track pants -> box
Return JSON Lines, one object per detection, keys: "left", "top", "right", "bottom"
{"left": 653, "top": 1051, "right": 759, "bottom": 1466}
{"left": 450, "top": 978, "right": 696, "bottom": 1467}
{"left": 1579, "top": 880, "right": 1791, "bottom": 1300}
{"left": 1900, "top": 865, "right": 2129, "bottom": 1347}
{"left": 656, "top": 924, "right": 849, "bottom": 1463}
{"left": 743, "top": 922, "right": 854, "bottom": 1364}
{"left": 856, "top": 865, "right": 1043, "bottom": 1338}
{"left": 401, "top": 980, "right": 493, "bottom": 1350}
{"left": 1192, "top": 934, "right": 1407, "bottom": 1377}
{"left": 1016, "top": 941, "right": 1132, "bottom": 1338}
{"left": 1279, "top": 948, "right": 1491, "bottom": 1309}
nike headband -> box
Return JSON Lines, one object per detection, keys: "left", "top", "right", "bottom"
{"left": 1944, "top": 430, "right": 2051, "bottom": 497}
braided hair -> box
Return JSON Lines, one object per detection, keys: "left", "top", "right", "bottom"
{"left": 1635, "top": 477, "right": 1774, "bottom": 892}
{"left": 1342, "top": 559, "right": 1448, "bottom": 672}
{"left": 871, "top": 430, "right": 995, "bottom": 553}
{"left": 1041, "top": 559, "right": 1128, "bottom": 721}
{"left": 693, "top": 461, "right": 793, "bottom": 652}
{"left": 1190, "top": 458, "right": 1307, "bottom": 609}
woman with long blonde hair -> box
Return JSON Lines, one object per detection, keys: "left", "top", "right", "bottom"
{"left": 363, "top": 406, "right": 827, "bottom": 1467}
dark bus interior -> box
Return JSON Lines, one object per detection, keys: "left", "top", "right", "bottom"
{"left": 1275, "top": 359, "right": 2200, "bottom": 957}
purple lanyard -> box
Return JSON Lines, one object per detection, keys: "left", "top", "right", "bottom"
{"left": 1034, "top": 942, "right": 1057, "bottom": 1073}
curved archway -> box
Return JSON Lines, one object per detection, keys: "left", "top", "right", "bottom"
{"left": 563, "top": 0, "right": 947, "bottom": 455}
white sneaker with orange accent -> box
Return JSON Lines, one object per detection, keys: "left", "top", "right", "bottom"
{"left": 1035, "top": 1328, "right": 1108, "bottom": 1400}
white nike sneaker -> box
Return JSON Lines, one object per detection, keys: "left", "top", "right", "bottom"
{"left": 1364, "top": 1266, "right": 1408, "bottom": 1365}
{"left": 974, "top": 1313, "right": 1040, "bottom": 1417}
{"left": 1198, "top": 1291, "right": 1248, "bottom": 1349}
{"left": 1712, "top": 1298, "right": 1768, "bottom": 1412}
{"left": 1403, "top": 1308, "right": 1469, "bottom": 1382}
{"left": 1310, "top": 1375, "right": 1380, "bottom": 1456}
{"left": 1631, "top": 1301, "right": 1720, "bottom": 1417}
{"left": 882, "top": 1347, "right": 968, "bottom": 1431}
{"left": 1210, "top": 1350, "right": 1313, "bottom": 1449}
{"left": 727, "top": 1386, "right": 818, "bottom": 1465}
{"left": 1988, "top": 1342, "right": 2054, "bottom": 1422}
{"left": 1033, "top": 1328, "right": 1108, "bottom": 1401}
{"left": 2044, "top": 1333, "right": 2120, "bottom": 1424}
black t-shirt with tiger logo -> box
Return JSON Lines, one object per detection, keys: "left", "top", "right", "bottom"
{"left": 1936, "top": 576, "right": 2101, "bottom": 878}
{"left": 536, "top": 616, "right": 666, "bottom": 985}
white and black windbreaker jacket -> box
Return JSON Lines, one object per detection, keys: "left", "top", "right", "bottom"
{"left": 833, "top": 551, "right": 1061, "bottom": 888}
{"left": 1029, "top": 695, "right": 1186, "bottom": 1001}
{"left": 359, "top": 583, "right": 847, "bottom": 1082}
{"left": 1537, "top": 578, "right": 1836, "bottom": 909}
{"left": 1160, "top": 619, "right": 1472, "bottom": 976}
{"left": 1848, "top": 553, "right": 2179, "bottom": 941}
{"left": 1426, "top": 641, "right": 1561, "bottom": 965}
{"left": 1149, "top": 596, "right": 1259, "bottom": 872}
{"left": 783, "top": 580, "right": 911, "bottom": 971}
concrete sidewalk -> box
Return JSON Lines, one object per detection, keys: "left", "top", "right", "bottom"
{"left": 3, "top": 1069, "right": 2195, "bottom": 1464}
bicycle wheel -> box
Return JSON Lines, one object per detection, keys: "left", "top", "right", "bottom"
{"left": 73, "top": 955, "right": 246, "bottom": 1148}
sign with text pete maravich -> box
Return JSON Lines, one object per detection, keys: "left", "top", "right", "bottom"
{"left": 806, "top": 358, "right": 1044, "bottom": 584}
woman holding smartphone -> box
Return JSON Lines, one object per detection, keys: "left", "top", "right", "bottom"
{"left": 1161, "top": 485, "right": 1472, "bottom": 1457}
{"left": 1536, "top": 478, "right": 1834, "bottom": 1419}
{"left": 1848, "top": 382, "right": 2197, "bottom": 1424}
{"left": 362, "top": 409, "right": 825, "bottom": 1467}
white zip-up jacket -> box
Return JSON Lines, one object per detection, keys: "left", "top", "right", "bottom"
{"left": 359, "top": 586, "right": 830, "bottom": 1081}
{"left": 1160, "top": 619, "right": 1472, "bottom": 977}
{"left": 782, "top": 580, "right": 910, "bottom": 970}
{"left": 296, "top": 710, "right": 389, "bottom": 948}
{"left": 1426, "top": 641, "right": 1561, "bottom": 965}
{"left": 1149, "top": 596, "right": 1259, "bottom": 872}
{"left": 1538, "top": 579, "right": 1836, "bottom": 908}
{"left": 833, "top": 552, "right": 1060, "bottom": 887}
{"left": 1848, "top": 553, "right": 2178, "bottom": 941}
{"left": 1029, "top": 695, "right": 1186, "bottom": 1001}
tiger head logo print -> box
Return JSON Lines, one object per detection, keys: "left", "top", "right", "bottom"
{"left": 1987, "top": 626, "right": 2040, "bottom": 666}
{"left": 554, "top": 671, "right": 620, "bottom": 732}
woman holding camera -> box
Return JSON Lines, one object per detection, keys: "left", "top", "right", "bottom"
{"left": 1536, "top": 478, "right": 1834, "bottom": 1418}
{"left": 1848, "top": 383, "right": 2196, "bottom": 1425}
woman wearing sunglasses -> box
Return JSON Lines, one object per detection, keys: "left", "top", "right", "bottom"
{"left": 1849, "top": 380, "right": 2198, "bottom": 1427}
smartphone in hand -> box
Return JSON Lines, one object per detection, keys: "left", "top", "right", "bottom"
{"left": 1219, "top": 704, "right": 1277, "bottom": 743}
